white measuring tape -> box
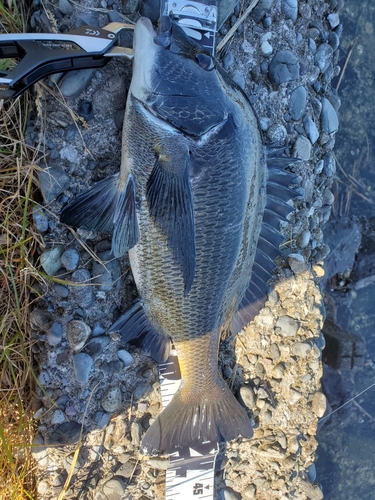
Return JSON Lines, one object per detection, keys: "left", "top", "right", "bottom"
{"left": 159, "top": 352, "right": 219, "bottom": 499}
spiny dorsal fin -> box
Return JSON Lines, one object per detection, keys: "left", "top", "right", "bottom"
{"left": 146, "top": 155, "right": 196, "bottom": 294}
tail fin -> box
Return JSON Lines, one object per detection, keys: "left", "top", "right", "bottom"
{"left": 140, "top": 382, "right": 253, "bottom": 455}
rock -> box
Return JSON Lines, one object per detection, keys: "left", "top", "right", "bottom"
{"left": 289, "top": 86, "right": 307, "bottom": 120}
{"left": 223, "top": 51, "right": 235, "bottom": 70}
{"left": 288, "top": 253, "right": 308, "bottom": 274}
{"left": 232, "top": 70, "right": 245, "bottom": 90}
{"left": 108, "top": 10, "right": 124, "bottom": 23}
{"left": 59, "top": 69, "right": 95, "bottom": 98}
{"left": 315, "top": 43, "right": 333, "bottom": 73}
{"left": 328, "top": 31, "right": 340, "bottom": 51}
{"left": 269, "top": 343, "right": 281, "bottom": 361}
{"left": 223, "top": 487, "right": 240, "bottom": 500}
{"left": 96, "top": 477, "right": 127, "bottom": 500}
{"left": 46, "top": 421, "right": 81, "bottom": 445}
{"left": 92, "top": 251, "right": 121, "bottom": 291}
{"left": 118, "top": 349, "right": 134, "bottom": 367}
{"left": 40, "top": 246, "right": 63, "bottom": 276}
{"left": 267, "top": 123, "right": 287, "bottom": 142}
{"left": 66, "top": 320, "right": 91, "bottom": 352}
{"left": 323, "top": 152, "right": 336, "bottom": 177}
{"left": 321, "top": 97, "right": 339, "bottom": 133}
{"left": 53, "top": 283, "right": 69, "bottom": 298}
{"left": 113, "top": 109, "right": 125, "bottom": 130}
{"left": 281, "top": 0, "right": 298, "bottom": 22}
{"left": 101, "top": 387, "right": 122, "bottom": 412}
{"left": 48, "top": 111, "right": 70, "bottom": 128}
{"left": 312, "top": 392, "right": 327, "bottom": 417}
{"left": 322, "top": 188, "right": 334, "bottom": 205}
{"left": 78, "top": 100, "right": 94, "bottom": 121}
{"left": 73, "top": 352, "right": 93, "bottom": 383}
{"left": 93, "top": 321, "right": 106, "bottom": 336}
{"left": 240, "top": 385, "right": 256, "bottom": 409}
{"left": 86, "top": 336, "right": 110, "bottom": 356}
{"left": 31, "top": 434, "right": 49, "bottom": 466}
{"left": 30, "top": 308, "right": 53, "bottom": 332}
{"left": 32, "top": 206, "right": 49, "bottom": 232}
{"left": 260, "top": 40, "right": 273, "bottom": 56}
{"left": 293, "top": 135, "right": 311, "bottom": 161}
{"left": 51, "top": 409, "right": 67, "bottom": 425}
{"left": 147, "top": 457, "right": 170, "bottom": 470}
{"left": 276, "top": 316, "right": 299, "bottom": 336}
{"left": 242, "top": 484, "right": 256, "bottom": 499}
{"left": 291, "top": 342, "right": 312, "bottom": 358}
{"left": 71, "top": 269, "right": 94, "bottom": 308}
{"left": 131, "top": 421, "right": 142, "bottom": 446}
{"left": 299, "top": 480, "right": 323, "bottom": 499}
{"left": 268, "top": 50, "right": 299, "bottom": 84}
{"left": 59, "top": 0, "right": 73, "bottom": 15}
{"left": 61, "top": 248, "right": 80, "bottom": 271}
{"left": 47, "top": 322, "right": 63, "bottom": 346}
{"left": 60, "top": 144, "right": 79, "bottom": 164}
{"left": 327, "top": 12, "right": 340, "bottom": 29}
{"left": 251, "top": 0, "right": 273, "bottom": 23}
{"left": 38, "top": 370, "right": 51, "bottom": 385}
{"left": 297, "top": 229, "right": 311, "bottom": 248}
{"left": 39, "top": 165, "right": 70, "bottom": 203}
{"left": 303, "top": 115, "right": 319, "bottom": 144}
{"left": 289, "top": 389, "right": 302, "bottom": 404}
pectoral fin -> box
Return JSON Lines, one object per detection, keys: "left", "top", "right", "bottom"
{"left": 146, "top": 155, "right": 195, "bottom": 294}
{"left": 112, "top": 174, "right": 139, "bottom": 257}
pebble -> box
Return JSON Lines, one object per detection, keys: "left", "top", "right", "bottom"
{"left": 64, "top": 123, "right": 78, "bottom": 141}
{"left": 32, "top": 434, "right": 49, "bottom": 466}
{"left": 101, "top": 387, "right": 122, "bottom": 412}
{"left": 293, "top": 135, "right": 311, "bottom": 161}
{"left": 61, "top": 247, "right": 80, "bottom": 271}
{"left": 51, "top": 409, "right": 67, "bottom": 425}
{"left": 71, "top": 269, "right": 94, "bottom": 308}
{"left": 299, "top": 480, "right": 323, "bottom": 500}
{"left": 289, "top": 86, "right": 306, "bottom": 120}
{"left": 266, "top": 123, "right": 287, "bottom": 142}
{"left": 288, "top": 253, "right": 308, "bottom": 274}
{"left": 92, "top": 321, "right": 106, "bottom": 336}
{"left": 240, "top": 385, "right": 256, "bottom": 409}
{"left": 291, "top": 342, "right": 312, "bottom": 358}
{"left": 223, "top": 52, "right": 235, "bottom": 70}
{"left": 131, "top": 421, "right": 142, "bottom": 446}
{"left": 297, "top": 229, "right": 311, "bottom": 248}
{"left": 39, "top": 165, "right": 70, "bottom": 203}
{"left": 96, "top": 478, "right": 127, "bottom": 500}
{"left": 59, "top": 69, "right": 95, "bottom": 98}
{"left": 289, "top": 389, "right": 302, "bottom": 404}
{"left": 328, "top": 31, "right": 340, "bottom": 51}
{"left": 232, "top": 70, "right": 245, "bottom": 90}
{"left": 251, "top": 0, "right": 273, "bottom": 23}
{"left": 59, "top": 0, "right": 73, "bottom": 15}
{"left": 32, "top": 206, "right": 49, "bottom": 232}
{"left": 327, "top": 12, "right": 340, "bottom": 29}
{"left": 269, "top": 343, "right": 280, "bottom": 361}
{"left": 260, "top": 40, "right": 273, "bottom": 56}
{"left": 281, "top": 0, "right": 298, "bottom": 22}
{"left": 118, "top": 349, "right": 134, "bottom": 367}
{"left": 315, "top": 43, "right": 333, "bottom": 73}
{"left": 53, "top": 283, "right": 69, "bottom": 298}
{"left": 30, "top": 308, "right": 53, "bottom": 332}
{"left": 86, "top": 336, "right": 110, "bottom": 356}
{"left": 38, "top": 370, "right": 51, "bottom": 386}
{"left": 321, "top": 97, "right": 339, "bottom": 133}
{"left": 222, "top": 487, "right": 240, "bottom": 500}
{"left": 276, "top": 316, "right": 299, "bottom": 336}
{"left": 40, "top": 247, "right": 63, "bottom": 277}
{"left": 242, "top": 484, "right": 256, "bottom": 499}
{"left": 66, "top": 320, "right": 91, "bottom": 352}
{"left": 303, "top": 115, "right": 319, "bottom": 144}
{"left": 47, "top": 322, "right": 63, "bottom": 346}
{"left": 78, "top": 101, "right": 94, "bottom": 121}
{"left": 268, "top": 50, "right": 299, "bottom": 85}
{"left": 307, "top": 462, "right": 317, "bottom": 482}
{"left": 73, "top": 352, "right": 93, "bottom": 383}
{"left": 46, "top": 421, "right": 81, "bottom": 445}
{"left": 322, "top": 188, "right": 335, "bottom": 205}
{"left": 48, "top": 111, "right": 70, "bottom": 128}
{"left": 312, "top": 392, "right": 327, "bottom": 417}
{"left": 113, "top": 109, "right": 125, "bottom": 130}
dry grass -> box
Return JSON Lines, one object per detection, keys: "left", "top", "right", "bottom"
{"left": 1, "top": 2, "right": 40, "bottom": 498}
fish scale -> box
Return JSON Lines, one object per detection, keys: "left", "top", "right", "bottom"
{"left": 60, "top": 16, "right": 297, "bottom": 456}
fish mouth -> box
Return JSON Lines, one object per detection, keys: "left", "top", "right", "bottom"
{"left": 136, "top": 17, "right": 157, "bottom": 38}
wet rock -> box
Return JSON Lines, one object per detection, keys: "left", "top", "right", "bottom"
{"left": 59, "top": 69, "right": 95, "bottom": 98}
{"left": 32, "top": 206, "right": 49, "bottom": 232}
{"left": 40, "top": 246, "right": 63, "bottom": 276}
{"left": 71, "top": 269, "right": 94, "bottom": 308}
{"left": 276, "top": 316, "right": 299, "bottom": 337}
{"left": 289, "top": 86, "right": 306, "bottom": 120}
{"left": 73, "top": 352, "right": 93, "bottom": 383}
{"left": 30, "top": 308, "right": 53, "bottom": 332}
{"left": 321, "top": 97, "right": 339, "bottom": 133}
{"left": 268, "top": 50, "right": 299, "bottom": 85}
{"left": 47, "top": 322, "right": 63, "bottom": 346}
{"left": 61, "top": 248, "right": 80, "bottom": 271}
{"left": 39, "top": 165, "right": 70, "bottom": 203}
{"left": 293, "top": 135, "right": 311, "bottom": 160}
{"left": 118, "top": 349, "right": 134, "bottom": 367}
{"left": 281, "top": 0, "right": 298, "bottom": 22}
{"left": 66, "top": 320, "right": 91, "bottom": 352}
{"left": 46, "top": 421, "right": 81, "bottom": 445}
{"left": 101, "top": 387, "right": 122, "bottom": 412}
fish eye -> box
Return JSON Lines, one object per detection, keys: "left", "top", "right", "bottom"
{"left": 194, "top": 52, "right": 214, "bottom": 71}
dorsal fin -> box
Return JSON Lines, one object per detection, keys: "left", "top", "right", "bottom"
{"left": 230, "top": 149, "right": 299, "bottom": 334}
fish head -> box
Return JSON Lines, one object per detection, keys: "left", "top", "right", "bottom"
{"left": 130, "top": 16, "right": 227, "bottom": 137}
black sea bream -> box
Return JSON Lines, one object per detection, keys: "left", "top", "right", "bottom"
{"left": 61, "top": 16, "right": 297, "bottom": 455}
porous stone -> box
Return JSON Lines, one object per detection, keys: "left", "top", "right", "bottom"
{"left": 73, "top": 352, "right": 93, "bottom": 383}
{"left": 101, "top": 387, "right": 122, "bottom": 413}
{"left": 268, "top": 50, "right": 299, "bottom": 84}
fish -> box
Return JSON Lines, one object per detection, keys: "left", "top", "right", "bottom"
{"left": 60, "top": 16, "right": 297, "bottom": 455}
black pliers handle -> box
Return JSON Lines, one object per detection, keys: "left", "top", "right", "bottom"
{"left": 0, "top": 22, "right": 134, "bottom": 99}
